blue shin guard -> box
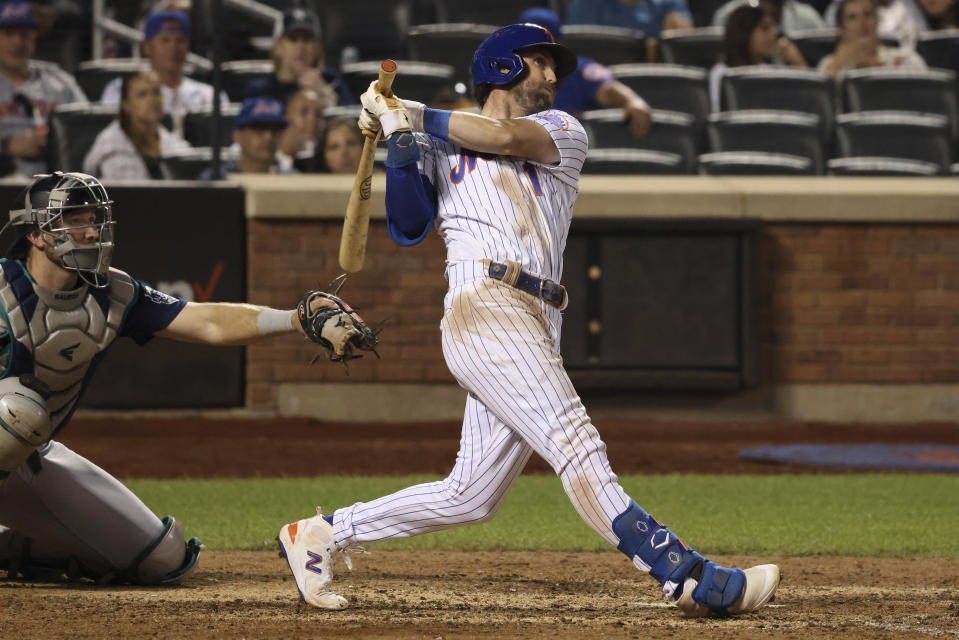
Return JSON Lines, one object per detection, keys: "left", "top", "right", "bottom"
{"left": 612, "top": 500, "right": 745, "bottom": 611}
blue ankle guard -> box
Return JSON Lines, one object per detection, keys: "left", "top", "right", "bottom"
{"left": 612, "top": 501, "right": 703, "bottom": 590}
{"left": 691, "top": 560, "right": 747, "bottom": 610}
{"left": 612, "top": 500, "right": 745, "bottom": 608}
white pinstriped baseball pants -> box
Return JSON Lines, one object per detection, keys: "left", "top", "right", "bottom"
{"left": 331, "top": 265, "right": 632, "bottom": 549}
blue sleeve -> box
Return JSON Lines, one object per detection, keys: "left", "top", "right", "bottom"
{"left": 384, "top": 133, "right": 436, "bottom": 246}
{"left": 119, "top": 281, "right": 188, "bottom": 345}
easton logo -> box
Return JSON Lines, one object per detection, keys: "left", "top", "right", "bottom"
{"left": 59, "top": 343, "right": 80, "bottom": 361}
{"left": 305, "top": 550, "right": 324, "bottom": 575}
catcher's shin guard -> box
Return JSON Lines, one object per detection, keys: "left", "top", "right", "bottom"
{"left": 127, "top": 515, "right": 203, "bottom": 585}
{"left": 612, "top": 501, "right": 746, "bottom": 611}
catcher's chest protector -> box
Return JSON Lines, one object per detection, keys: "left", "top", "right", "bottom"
{"left": 0, "top": 260, "right": 136, "bottom": 430}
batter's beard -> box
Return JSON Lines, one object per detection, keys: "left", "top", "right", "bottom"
{"left": 511, "top": 82, "right": 554, "bottom": 115}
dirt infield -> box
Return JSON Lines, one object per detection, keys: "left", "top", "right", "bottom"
{"left": 3, "top": 415, "right": 956, "bottom": 638}
{"left": 4, "top": 552, "right": 958, "bottom": 639}
{"left": 58, "top": 415, "right": 959, "bottom": 476}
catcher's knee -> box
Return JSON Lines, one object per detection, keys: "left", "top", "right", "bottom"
{"left": 128, "top": 516, "right": 203, "bottom": 585}
{"left": 0, "top": 375, "right": 53, "bottom": 477}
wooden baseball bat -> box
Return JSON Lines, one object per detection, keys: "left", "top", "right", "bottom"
{"left": 338, "top": 59, "right": 398, "bottom": 272}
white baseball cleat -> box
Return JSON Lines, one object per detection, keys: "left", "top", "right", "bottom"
{"left": 277, "top": 513, "right": 348, "bottom": 610}
{"left": 675, "top": 563, "right": 781, "bottom": 618}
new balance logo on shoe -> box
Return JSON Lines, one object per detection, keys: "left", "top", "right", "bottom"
{"left": 305, "top": 550, "right": 324, "bottom": 575}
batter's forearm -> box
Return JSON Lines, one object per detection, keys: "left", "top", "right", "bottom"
{"left": 447, "top": 112, "right": 560, "bottom": 164}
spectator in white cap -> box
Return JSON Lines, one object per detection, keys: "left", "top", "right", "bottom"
{"left": 0, "top": 0, "right": 86, "bottom": 177}
{"left": 99, "top": 9, "right": 227, "bottom": 135}
{"left": 199, "top": 96, "right": 298, "bottom": 179}
{"left": 243, "top": 7, "right": 354, "bottom": 107}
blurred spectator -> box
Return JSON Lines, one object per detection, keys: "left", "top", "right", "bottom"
{"left": 243, "top": 7, "right": 353, "bottom": 107}
{"left": 818, "top": 0, "right": 927, "bottom": 77}
{"left": 277, "top": 87, "right": 324, "bottom": 173}
{"left": 709, "top": 1, "right": 808, "bottom": 110}
{"left": 100, "top": 10, "right": 226, "bottom": 136}
{"left": 916, "top": 0, "right": 958, "bottom": 28}
{"left": 825, "top": 0, "right": 928, "bottom": 49}
{"left": 565, "top": 0, "right": 693, "bottom": 39}
{"left": 319, "top": 117, "right": 362, "bottom": 174}
{"left": 519, "top": 8, "right": 653, "bottom": 136}
{"left": 83, "top": 71, "right": 192, "bottom": 180}
{"left": 0, "top": 0, "right": 86, "bottom": 177}
{"left": 713, "top": 0, "right": 827, "bottom": 35}
{"left": 199, "top": 96, "right": 296, "bottom": 179}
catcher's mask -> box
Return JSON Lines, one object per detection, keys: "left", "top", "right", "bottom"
{"left": 5, "top": 172, "right": 115, "bottom": 288}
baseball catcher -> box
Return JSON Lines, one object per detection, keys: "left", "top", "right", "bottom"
{"left": 0, "top": 171, "right": 376, "bottom": 585}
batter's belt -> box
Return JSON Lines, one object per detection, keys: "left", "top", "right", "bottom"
{"left": 481, "top": 260, "right": 568, "bottom": 309}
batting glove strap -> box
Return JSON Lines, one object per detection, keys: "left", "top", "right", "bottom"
{"left": 379, "top": 108, "right": 412, "bottom": 140}
{"left": 400, "top": 99, "right": 425, "bottom": 132}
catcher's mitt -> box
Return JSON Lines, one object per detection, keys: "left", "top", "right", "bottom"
{"left": 297, "top": 278, "right": 380, "bottom": 369}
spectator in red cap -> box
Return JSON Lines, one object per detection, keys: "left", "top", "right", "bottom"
{"left": 99, "top": 10, "right": 226, "bottom": 136}
{"left": 0, "top": 0, "right": 86, "bottom": 177}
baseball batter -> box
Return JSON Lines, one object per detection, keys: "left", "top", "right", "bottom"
{"left": 0, "top": 171, "right": 373, "bottom": 583}
{"left": 279, "top": 24, "right": 781, "bottom": 616}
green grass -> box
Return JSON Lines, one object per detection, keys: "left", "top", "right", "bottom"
{"left": 125, "top": 474, "right": 959, "bottom": 557}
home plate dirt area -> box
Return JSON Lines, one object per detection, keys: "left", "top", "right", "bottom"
{"left": 2, "top": 416, "right": 957, "bottom": 639}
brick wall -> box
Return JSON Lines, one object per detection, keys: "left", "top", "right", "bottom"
{"left": 246, "top": 219, "right": 959, "bottom": 409}
{"left": 759, "top": 224, "right": 959, "bottom": 384}
{"left": 246, "top": 219, "right": 453, "bottom": 408}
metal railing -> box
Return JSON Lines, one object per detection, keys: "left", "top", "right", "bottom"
{"left": 90, "top": 0, "right": 283, "bottom": 67}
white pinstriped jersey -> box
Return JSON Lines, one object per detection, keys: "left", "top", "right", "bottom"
{"left": 412, "top": 109, "right": 588, "bottom": 284}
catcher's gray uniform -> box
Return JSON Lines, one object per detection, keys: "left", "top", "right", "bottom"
{"left": 0, "top": 258, "right": 200, "bottom": 584}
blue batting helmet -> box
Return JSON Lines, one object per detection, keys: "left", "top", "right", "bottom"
{"left": 471, "top": 23, "right": 577, "bottom": 90}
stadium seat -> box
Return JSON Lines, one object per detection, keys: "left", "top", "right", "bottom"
{"left": 562, "top": 25, "right": 646, "bottom": 65}
{"left": 182, "top": 104, "right": 243, "bottom": 148}
{"left": 658, "top": 27, "right": 724, "bottom": 69}
{"left": 827, "top": 157, "right": 942, "bottom": 176}
{"left": 791, "top": 28, "right": 840, "bottom": 68}
{"left": 407, "top": 23, "right": 496, "bottom": 87}
{"left": 721, "top": 67, "right": 836, "bottom": 142}
{"left": 323, "top": 104, "right": 362, "bottom": 126}
{"left": 609, "top": 64, "right": 710, "bottom": 125}
{"left": 221, "top": 60, "right": 274, "bottom": 103}
{"left": 340, "top": 60, "right": 458, "bottom": 105}
{"left": 76, "top": 58, "right": 150, "bottom": 101}
{"left": 841, "top": 68, "right": 959, "bottom": 139}
{"left": 581, "top": 109, "right": 699, "bottom": 173}
{"left": 436, "top": 0, "right": 560, "bottom": 25}
{"left": 161, "top": 147, "right": 242, "bottom": 180}
{"left": 916, "top": 28, "right": 959, "bottom": 70}
{"left": 318, "top": 0, "right": 410, "bottom": 65}
{"left": 47, "top": 102, "right": 121, "bottom": 172}
{"left": 75, "top": 58, "right": 208, "bottom": 101}
{"left": 691, "top": 0, "right": 729, "bottom": 27}
{"left": 582, "top": 148, "right": 685, "bottom": 174}
{"left": 707, "top": 109, "right": 824, "bottom": 174}
{"left": 835, "top": 111, "right": 952, "bottom": 174}
{"left": 698, "top": 151, "right": 815, "bottom": 175}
